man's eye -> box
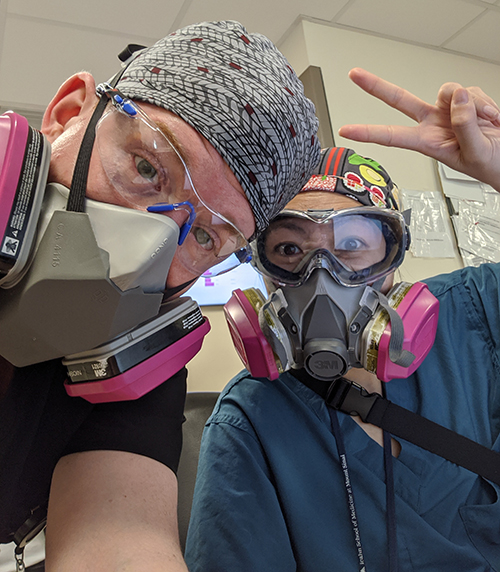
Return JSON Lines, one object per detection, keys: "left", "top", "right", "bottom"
{"left": 193, "top": 227, "right": 214, "bottom": 251}
{"left": 135, "top": 156, "right": 157, "bottom": 181}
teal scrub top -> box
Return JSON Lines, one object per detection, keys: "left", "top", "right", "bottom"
{"left": 186, "top": 263, "right": 500, "bottom": 571}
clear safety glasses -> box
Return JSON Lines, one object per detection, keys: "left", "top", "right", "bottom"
{"left": 94, "top": 85, "right": 251, "bottom": 276}
{"left": 253, "top": 207, "right": 409, "bottom": 287}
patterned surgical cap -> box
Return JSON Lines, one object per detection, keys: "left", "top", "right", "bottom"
{"left": 116, "top": 20, "right": 320, "bottom": 233}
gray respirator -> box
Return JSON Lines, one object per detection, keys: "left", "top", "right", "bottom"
{"left": 0, "top": 88, "right": 210, "bottom": 402}
{"left": 225, "top": 269, "right": 439, "bottom": 383}
{"left": 0, "top": 182, "right": 179, "bottom": 366}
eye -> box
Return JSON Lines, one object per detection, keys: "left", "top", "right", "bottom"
{"left": 337, "top": 237, "right": 364, "bottom": 251}
{"left": 134, "top": 156, "right": 158, "bottom": 181}
{"left": 277, "top": 243, "right": 302, "bottom": 257}
{"left": 193, "top": 227, "right": 214, "bottom": 251}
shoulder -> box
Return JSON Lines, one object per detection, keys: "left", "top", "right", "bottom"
{"left": 424, "top": 264, "right": 500, "bottom": 335}
{"left": 425, "top": 262, "right": 500, "bottom": 300}
{"left": 205, "top": 371, "right": 277, "bottom": 432}
{"left": 206, "top": 369, "right": 329, "bottom": 436}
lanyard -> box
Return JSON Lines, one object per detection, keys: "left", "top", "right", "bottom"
{"left": 328, "top": 407, "right": 367, "bottom": 572}
{"left": 327, "top": 406, "right": 399, "bottom": 572}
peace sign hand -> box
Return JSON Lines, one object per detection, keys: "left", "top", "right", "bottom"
{"left": 339, "top": 68, "right": 500, "bottom": 192}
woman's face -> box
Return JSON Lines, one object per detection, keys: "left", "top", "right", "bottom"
{"left": 263, "top": 191, "right": 394, "bottom": 292}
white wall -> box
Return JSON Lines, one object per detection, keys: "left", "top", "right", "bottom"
{"left": 187, "top": 306, "right": 248, "bottom": 392}
{"left": 280, "top": 18, "right": 500, "bottom": 285}
{"left": 187, "top": 19, "right": 500, "bottom": 392}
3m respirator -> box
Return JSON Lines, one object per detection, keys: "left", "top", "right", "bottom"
{"left": 0, "top": 108, "right": 209, "bottom": 402}
{"left": 224, "top": 206, "right": 439, "bottom": 383}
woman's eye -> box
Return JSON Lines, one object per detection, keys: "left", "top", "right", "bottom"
{"left": 193, "top": 227, "right": 214, "bottom": 251}
{"left": 277, "top": 243, "right": 302, "bottom": 257}
{"left": 135, "top": 156, "right": 158, "bottom": 181}
{"left": 337, "top": 237, "right": 364, "bottom": 251}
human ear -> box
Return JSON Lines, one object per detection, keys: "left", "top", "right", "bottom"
{"left": 41, "top": 72, "right": 97, "bottom": 143}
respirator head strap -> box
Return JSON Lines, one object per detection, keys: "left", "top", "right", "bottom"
{"left": 347, "top": 287, "right": 380, "bottom": 366}
{"left": 66, "top": 61, "right": 129, "bottom": 214}
{"left": 375, "top": 290, "right": 416, "bottom": 368}
{"left": 162, "top": 277, "right": 198, "bottom": 301}
{"left": 66, "top": 94, "right": 109, "bottom": 213}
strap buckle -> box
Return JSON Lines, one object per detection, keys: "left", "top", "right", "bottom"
{"left": 326, "top": 377, "right": 380, "bottom": 422}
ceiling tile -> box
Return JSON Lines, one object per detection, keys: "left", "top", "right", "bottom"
{"left": 0, "top": 17, "right": 132, "bottom": 107}
{"left": 2, "top": 0, "right": 500, "bottom": 110}
{"left": 336, "top": 0, "right": 485, "bottom": 47}
{"left": 6, "top": 0, "right": 182, "bottom": 41}
{"left": 178, "top": 0, "right": 349, "bottom": 43}
{"left": 444, "top": 10, "right": 500, "bottom": 63}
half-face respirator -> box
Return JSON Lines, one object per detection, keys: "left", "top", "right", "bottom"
{"left": 224, "top": 203, "right": 439, "bottom": 383}
{"left": 0, "top": 85, "right": 225, "bottom": 402}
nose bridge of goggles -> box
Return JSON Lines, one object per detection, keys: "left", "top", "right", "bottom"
{"left": 293, "top": 248, "right": 370, "bottom": 288}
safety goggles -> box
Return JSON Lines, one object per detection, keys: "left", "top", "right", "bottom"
{"left": 94, "top": 84, "right": 251, "bottom": 276}
{"left": 253, "top": 207, "right": 409, "bottom": 287}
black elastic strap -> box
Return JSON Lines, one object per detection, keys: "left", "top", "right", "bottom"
{"left": 383, "top": 430, "right": 398, "bottom": 572}
{"left": 327, "top": 377, "right": 500, "bottom": 486}
{"left": 118, "top": 44, "right": 146, "bottom": 63}
{"left": 381, "top": 382, "right": 398, "bottom": 572}
{"left": 162, "top": 278, "right": 198, "bottom": 302}
{"left": 66, "top": 64, "right": 130, "bottom": 213}
{"left": 66, "top": 95, "right": 109, "bottom": 213}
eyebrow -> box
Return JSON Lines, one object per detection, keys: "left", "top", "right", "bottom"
{"left": 153, "top": 118, "right": 191, "bottom": 167}
{"left": 267, "top": 220, "right": 309, "bottom": 237}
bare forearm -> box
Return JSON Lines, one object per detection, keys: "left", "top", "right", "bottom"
{"left": 45, "top": 450, "right": 188, "bottom": 572}
{"left": 45, "top": 529, "right": 188, "bottom": 572}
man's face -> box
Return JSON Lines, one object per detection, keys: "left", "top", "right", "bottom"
{"left": 46, "top": 98, "right": 256, "bottom": 291}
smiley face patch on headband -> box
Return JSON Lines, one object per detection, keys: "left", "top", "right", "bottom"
{"left": 302, "top": 147, "right": 399, "bottom": 210}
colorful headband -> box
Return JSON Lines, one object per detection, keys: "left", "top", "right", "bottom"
{"left": 302, "top": 147, "right": 399, "bottom": 209}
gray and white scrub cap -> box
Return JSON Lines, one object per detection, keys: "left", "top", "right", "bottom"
{"left": 116, "top": 20, "right": 320, "bottom": 234}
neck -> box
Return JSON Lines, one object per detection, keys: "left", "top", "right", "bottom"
{"left": 343, "top": 367, "right": 383, "bottom": 396}
{"left": 291, "top": 367, "right": 401, "bottom": 457}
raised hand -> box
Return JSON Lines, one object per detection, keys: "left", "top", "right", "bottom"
{"left": 339, "top": 68, "right": 500, "bottom": 191}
